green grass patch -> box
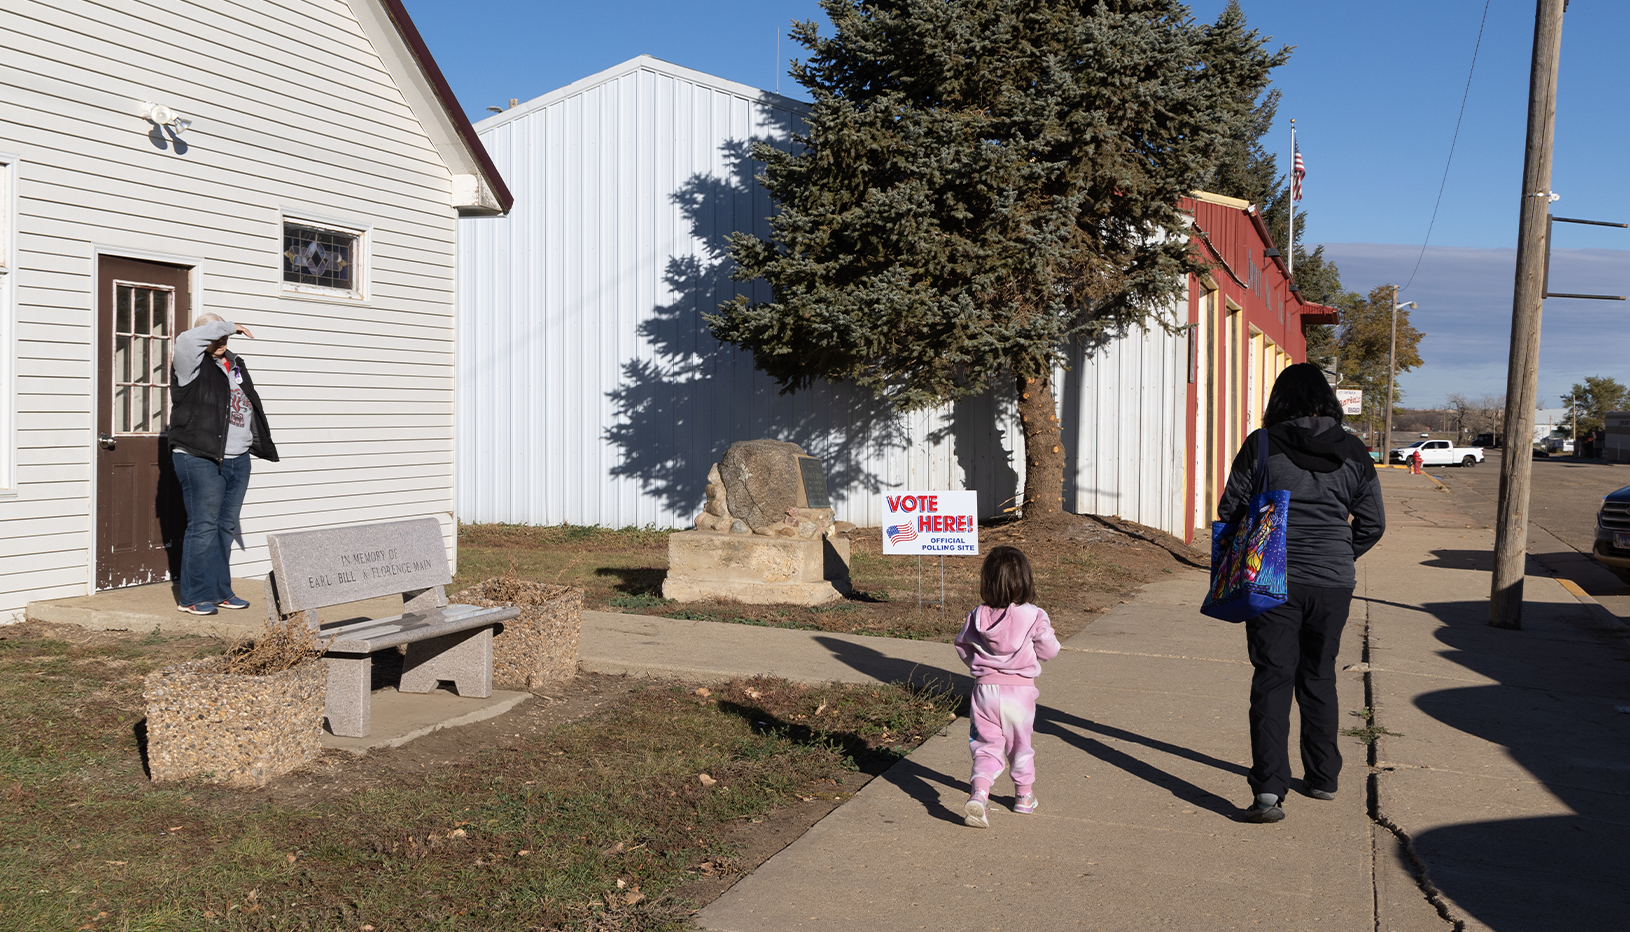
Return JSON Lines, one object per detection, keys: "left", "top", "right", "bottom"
{"left": 607, "top": 593, "right": 671, "bottom": 611}
{"left": 1340, "top": 707, "right": 1404, "bottom": 745}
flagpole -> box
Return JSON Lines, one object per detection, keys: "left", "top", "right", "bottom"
{"left": 1288, "top": 119, "right": 1296, "bottom": 277}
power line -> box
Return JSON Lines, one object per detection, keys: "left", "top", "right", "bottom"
{"left": 1400, "top": 0, "right": 1492, "bottom": 295}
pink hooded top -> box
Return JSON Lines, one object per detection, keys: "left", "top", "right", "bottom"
{"left": 954, "top": 603, "right": 1061, "bottom": 686}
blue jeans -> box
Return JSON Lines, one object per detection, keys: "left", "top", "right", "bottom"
{"left": 172, "top": 451, "right": 252, "bottom": 606}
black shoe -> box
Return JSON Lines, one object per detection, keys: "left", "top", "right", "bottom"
{"left": 1243, "top": 793, "right": 1285, "bottom": 823}
{"left": 1303, "top": 787, "right": 1336, "bottom": 801}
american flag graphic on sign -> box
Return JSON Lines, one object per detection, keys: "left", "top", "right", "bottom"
{"left": 1292, "top": 138, "right": 1306, "bottom": 202}
{"left": 886, "top": 524, "right": 918, "bottom": 545}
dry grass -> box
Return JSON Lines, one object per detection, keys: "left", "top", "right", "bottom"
{"left": 0, "top": 622, "right": 958, "bottom": 932}
{"left": 219, "top": 615, "right": 330, "bottom": 676}
{"left": 450, "top": 515, "right": 1206, "bottom": 643}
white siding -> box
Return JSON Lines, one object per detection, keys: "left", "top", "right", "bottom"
{"left": 0, "top": 0, "right": 467, "bottom": 616}
{"left": 1062, "top": 323, "right": 1188, "bottom": 535}
{"left": 458, "top": 57, "right": 1185, "bottom": 536}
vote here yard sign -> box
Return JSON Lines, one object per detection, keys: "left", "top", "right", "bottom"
{"left": 881, "top": 490, "right": 979, "bottom": 556}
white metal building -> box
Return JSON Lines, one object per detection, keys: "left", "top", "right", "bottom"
{"left": 0, "top": 0, "right": 510, "bottom": 620}
{"left": 458, "top": 56, "right": 1190, "bottom": 534}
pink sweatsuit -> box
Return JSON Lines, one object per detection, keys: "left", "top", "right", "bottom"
{"left": 954, "top": 603, "right": 1061, "bottom": 799}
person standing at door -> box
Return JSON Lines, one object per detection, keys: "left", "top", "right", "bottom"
{"left": 169, "top": 314, "right": 278, "bottom": 616}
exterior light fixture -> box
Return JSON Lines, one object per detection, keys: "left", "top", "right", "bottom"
{"left": 141, "top": 102, "right": 192, "bottom": 136}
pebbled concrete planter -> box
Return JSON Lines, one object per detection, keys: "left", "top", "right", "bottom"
{"left": 142, "top": 658, "right": 326, "bottom": 787}
{"left": 452, "top": 579, "right": 583, "bottom": 689}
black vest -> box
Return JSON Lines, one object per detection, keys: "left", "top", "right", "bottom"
{"left": 168, "top": 353, "right": 279, "bottom": 463}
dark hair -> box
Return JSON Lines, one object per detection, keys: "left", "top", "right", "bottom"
{"left": 980, "top": 545, "right": 1036, "bottom": 608}
{"left": 1262, "top": 362, "right": 1344, "bottom": 427}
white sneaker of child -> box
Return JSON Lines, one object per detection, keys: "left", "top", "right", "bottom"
{"left": 963, "top": 795, "right": 990, "bottom": 829}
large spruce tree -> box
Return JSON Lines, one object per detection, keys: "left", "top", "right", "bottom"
{"left": 712, "top": 0, "right": 1287, "bottom": 518}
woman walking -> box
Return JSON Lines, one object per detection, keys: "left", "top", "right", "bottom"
{"left": 1217, "top": 364, "right": 1384, "bottom": 822}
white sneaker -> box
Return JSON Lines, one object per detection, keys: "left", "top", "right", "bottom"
{"left": 963, "top": 796, "right": 990, "bottom": 829}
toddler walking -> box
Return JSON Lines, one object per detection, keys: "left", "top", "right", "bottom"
{"left": 954, "top": 545, "right": 1061, "bottom": 828}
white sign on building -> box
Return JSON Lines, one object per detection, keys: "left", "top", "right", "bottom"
{"left": 881, "top": 491, "right": 980, "bottom": 555}
{"left": 1336, "top": 389, "right": 1363, "bottom": 416}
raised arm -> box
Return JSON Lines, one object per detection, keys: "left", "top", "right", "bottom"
{"left": 173, "top": 318, "right": 241, "bottom": 387}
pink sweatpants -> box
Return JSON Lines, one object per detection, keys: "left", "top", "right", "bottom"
{"left": 968, "top": 683, "right": 1039, "bottom": 798}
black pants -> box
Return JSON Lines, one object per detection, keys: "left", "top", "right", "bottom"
{"left": 1245, "top": 583, "right": 1354, "bottom": 800}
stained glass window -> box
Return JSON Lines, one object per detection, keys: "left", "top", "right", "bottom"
{"left": 282, "top": 222, "right": 356, "bottom": 291}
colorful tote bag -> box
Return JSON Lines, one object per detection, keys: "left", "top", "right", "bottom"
{"left": 1201, "top": 430, "right": 1289, "bottom": 622}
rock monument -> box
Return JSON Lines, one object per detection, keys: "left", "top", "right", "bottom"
{"left": 664, "top": 439, "right": 854, "bottom": 605}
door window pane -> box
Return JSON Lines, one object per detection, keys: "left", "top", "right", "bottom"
{"left": 133, "top": 290, "right": 149, "bottom": 335}
{"left": 111, "top": 282, "right": 175, "bottom": 434}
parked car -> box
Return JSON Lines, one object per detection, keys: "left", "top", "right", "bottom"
{"left": 1593, "top": 485, "right": 1630, "bottom": 568}
{"left": 1472, "top": 432, "right": 1499, "bottom": 448}
{"left": 1387, "top": 439, "right": 1485, "bottom": 467}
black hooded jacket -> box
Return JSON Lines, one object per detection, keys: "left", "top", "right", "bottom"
{"left": 1217, "top": 416, "right": 1384, "bottom": 589}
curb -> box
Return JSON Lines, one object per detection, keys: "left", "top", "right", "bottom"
{"left": 1552, "top": 576, "right": 1630, "bottom": 632}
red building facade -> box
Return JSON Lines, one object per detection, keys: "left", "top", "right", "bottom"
{"left": 1182, "top": 191, "right": 1338, "bottom": 542}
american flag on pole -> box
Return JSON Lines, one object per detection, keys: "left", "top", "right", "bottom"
{"left": 1292, "top": 137, "right": 1306, "bottom": 202}
{"left": 886, "top": 524, "right": 918, "bottom": 545}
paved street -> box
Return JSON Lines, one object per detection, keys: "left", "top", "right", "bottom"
{"left": 1422, "top": 450, "right": 1630, "bottom": 619}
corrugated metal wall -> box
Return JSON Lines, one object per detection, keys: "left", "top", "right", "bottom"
{"left": 457, "top": 57, "right": 1186, "bottom": 536}
{"left": 1063, "top": 320, "right": 1188, "bottom": 534}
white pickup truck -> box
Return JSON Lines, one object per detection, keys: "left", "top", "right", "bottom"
{"left": 1388, "top": 439, "right": 1485, "bottom": 468}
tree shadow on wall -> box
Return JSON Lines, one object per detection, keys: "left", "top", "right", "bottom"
{"left": 604, "top": 135, "right": 913, "bottom": 520}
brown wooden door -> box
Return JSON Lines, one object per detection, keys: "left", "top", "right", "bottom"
{"left": 95, "top": 257, "right": 190, "bottom": 589}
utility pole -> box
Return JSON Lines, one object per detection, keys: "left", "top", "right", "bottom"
{"left": 1491, "top": 0, "right": 1567, "bottom": 630}
{"left": 1384, "top": 284, "right": 1397, "bottom": 457}
{"left": 1384, "top": 287, "right": 1414, "bottom": 457}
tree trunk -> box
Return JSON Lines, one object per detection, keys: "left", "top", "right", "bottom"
{"left": 1016, "top": 372, "right": 1066, "bottom": 518}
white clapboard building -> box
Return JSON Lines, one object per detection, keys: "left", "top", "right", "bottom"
{"left": 457, "top": 56, "right": 1192, "bottom": 536}
{"left": 0, "top": 0, "right": 510, "bottom": 620}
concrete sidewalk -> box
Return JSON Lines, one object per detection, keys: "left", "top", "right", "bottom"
{"left": 676, "top": 469, "right": 1630, "bottom": 932}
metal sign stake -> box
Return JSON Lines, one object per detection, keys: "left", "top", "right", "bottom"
{"left": 915, "top": 554, "right": 946, "bottom": 609}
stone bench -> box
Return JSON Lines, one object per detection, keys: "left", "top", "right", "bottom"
{"left": 264, "top": 517, "right": 518, "bottom": 738}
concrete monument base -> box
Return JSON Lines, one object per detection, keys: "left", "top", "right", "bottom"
{"left": 662, "top": 531, "right": 852, "bottom": 605}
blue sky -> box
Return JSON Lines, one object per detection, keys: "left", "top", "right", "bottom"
{"left": 403, "top": 0, "right": 1630, "bottom": 409}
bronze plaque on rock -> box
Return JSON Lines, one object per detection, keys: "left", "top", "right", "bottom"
{"left": 797, "top": 455, "right": 830, "bottom": 508}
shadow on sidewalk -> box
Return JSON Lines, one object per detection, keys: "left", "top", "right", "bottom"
{"left": 878, "top": 755, "right": 971, "bottom": 826}
{"left": 812, "top": 636, "right": 969, "bottom": 693}
{"left": 1036, "top": 706, "right": 1243, "bottom": 817}
{"left": 1400, "top": 599, "right": 1630, "bottom": 930}
{"left": 812, "top": 636, "right": 1248, "bottom": 818}
{"left": 1419, "top": 549, "right": 1496, "bottom": 572}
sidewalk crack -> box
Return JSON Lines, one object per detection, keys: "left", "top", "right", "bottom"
{"left": 1361, "top": 585, "right": 1463, "bottom": 932}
